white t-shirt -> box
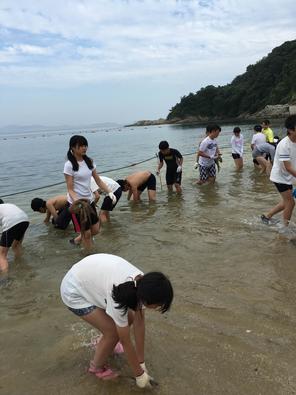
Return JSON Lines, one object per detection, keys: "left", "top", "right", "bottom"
{"left": 63, "top": 160, "right": 96, "bottom": 204}
{"left": 270, "top": 136, "right": 296, "bottom": 185}
{"left": 91, "top": 176, "right": 120, "bottom": 194}
{"left": 251, "top": 132, "right": 266, "bottom": 147}
{"left": 231, "top": 135, "right": 244, "bottom": 156}
{"left": 198, "top": 136, "right": 218, "bottom": 167}
{"left": 60, "top": 254, "right": 144, "bottom": 327}
{"left": 0, "top": 203, "right": 28, "bottom": 232}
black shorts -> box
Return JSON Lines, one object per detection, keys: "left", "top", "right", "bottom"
{"left": 52, "top": 207, "right": 72, "bottom": 230}
{"left": 166, "top": 168, "right": 182, "bottom": 185}
{"left": 101, "top": 187, "right": 122, "bottom": 211}
{"left": 0, "top": 221, "right": 29, "bottom": 248}
{"left": 274, "top": 182, "right": 293, "bottom": 193}
{"left": 232, "top": 153, "right": 241, "bottom": 160}
{"left": 71, "top": 201, "right": 98, "bottom": 233}
{"left": 138, "top": 174, "right": 156, "bottom": 192}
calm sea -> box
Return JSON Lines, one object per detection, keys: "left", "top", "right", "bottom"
{"left": 0, "top": 123, "right": 260, "bottom": 196}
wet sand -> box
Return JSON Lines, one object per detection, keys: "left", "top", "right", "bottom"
{"left": 1, "top": 153, "right": 296, "bottom": 395}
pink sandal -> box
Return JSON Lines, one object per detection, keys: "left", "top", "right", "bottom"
{"left": 91, "top": 335, "right": 124, "bottom": 354}
{"left": 89, "top": 363, "right": 119, "bottom": 380}
{"left": 113, "top": 341, "right": 124, "bottom": 354}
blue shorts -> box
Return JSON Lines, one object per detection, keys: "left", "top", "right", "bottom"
{"left": 68, "top": 305, "right": 97, "bottom": 316}
{"left": 199, "top": 164, "right": 216, "bottom": 181}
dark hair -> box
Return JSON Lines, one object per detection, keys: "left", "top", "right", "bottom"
{"left": 262, "top": 119, "right": 270, "bottom": 125}
{"left": 285, "top": 115, "right": 296, "bottom": 131}
{"left": 0, "top": 199, "right": 4, "bottom": 204}
{"left": 67, "top": 135, "right": 93, "bottom": 172}
{"left": 31, "top": 198, "right": 46, "bottom": 211}
{"left": 233, "top": 127, "right": 241, "bottom": 134}
{"left": 69, "top": 199, "right": 96, "bottom": 235}
{"left": 159, "top": 141, "right": 169, "bottom": 150}
{"left": 116, "top": 179, "right": 129, "bottom": 191}
{"left": 206, "top": 124, "right": 220, "bottom": 133}
{"left": 254, "top": 124, "right": 262, "bottom": 132}
{"left": 112, "top": 271, "right": 173, "bottom": 315}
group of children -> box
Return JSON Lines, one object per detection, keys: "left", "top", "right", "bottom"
{"left": 0, "top": 134, "right": 178, "bottom": 388}
{"left": 2, "top": 117, "right": 296, "bottom": 270}
{"left": 1, "top": 116, "right": 296, "bottom": 388}
{"left": 228, "top": 116, "right": 296, "bottom": 227}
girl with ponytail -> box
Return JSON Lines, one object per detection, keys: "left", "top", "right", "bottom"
{"left": 64, "top": 135, "right": 117, "bottom": 249}
{"left": 60, "top": 253, "right": 173, "bottom": 388}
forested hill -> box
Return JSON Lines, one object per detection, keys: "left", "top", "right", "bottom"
{"left": 167, "top": 40, "right": 296, "bottom": 121}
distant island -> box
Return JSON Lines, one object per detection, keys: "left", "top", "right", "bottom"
{"left": 127, "top": 40, "right": 296, "bottom": 127}
{"left": 0, "top": 122, "right": 121, "bottom": 134}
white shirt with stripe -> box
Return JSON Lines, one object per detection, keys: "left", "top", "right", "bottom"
{"left": 270, "top": 136, "right": 296, "bottom": 185}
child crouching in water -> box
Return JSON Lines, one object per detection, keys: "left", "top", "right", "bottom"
{"left": 60, "top": 253, "right": 173, "bottom": 388}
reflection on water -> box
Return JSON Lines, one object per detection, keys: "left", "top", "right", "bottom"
{"left": 1, "top": 152, "right": 296, "bottom": 395}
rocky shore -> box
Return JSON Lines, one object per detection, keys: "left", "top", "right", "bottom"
{"left": 126, "top": 104, "right": 296, "bottom": 127}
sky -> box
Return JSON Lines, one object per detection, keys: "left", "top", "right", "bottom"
{"left": 0, "top": 0, "right": 295, "bottom": 127}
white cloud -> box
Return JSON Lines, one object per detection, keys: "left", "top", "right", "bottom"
{"left": 0, "top": 0, "right": 295, "bottom": 124}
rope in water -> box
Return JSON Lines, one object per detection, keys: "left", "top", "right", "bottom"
{"left": 1, "top": 154, "right": 162, "bottom": 198}
{"left": 1, "top": 147, "right": 231, "bottom": 198}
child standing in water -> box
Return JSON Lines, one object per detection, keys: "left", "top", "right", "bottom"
{"left": 156, "top": 141, "right": 183, "bottom": 193}
{"left": 231, "top": 127, "right": 244, "bottom": 170}
{"left": 197, "top": 124, "right": 221, "bottom": 184}
{"left": 0, "top": 199, "right": 29, "bottom": 272}
{"left": 262, "top": 115, "right": 296, "bottom": 226}
{"left": 60, "top": 253, "right": 173, "bottom": 388}
{"left": 64, "top": 135, "right": 116, "bottom": 249}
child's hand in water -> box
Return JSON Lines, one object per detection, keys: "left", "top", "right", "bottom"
{"left": 136, "top": 371, "right": 153, "bottom": 388}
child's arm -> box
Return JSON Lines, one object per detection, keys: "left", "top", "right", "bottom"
{"left": 133, "top": 309, "right": 145, "bottom": 364}
{"left": 284, "top": 161, "right": 296, "bottom": 178}
{"left": 116, "top": 324, "right": 144, "bottom": 377}
{"left": 46, "top": 198, "right": 59, "bottom": 221}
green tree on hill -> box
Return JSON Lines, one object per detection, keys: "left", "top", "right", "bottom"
{"left": 167, "top": 40, "right": 296, "bottom": 120}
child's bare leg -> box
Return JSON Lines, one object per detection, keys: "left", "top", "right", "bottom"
{"left": 148, "top": 189, "right": 156, "bottom": 202}
{"left": 207, "top": 176, "right": 216, "bottom": 184}
{"left": 234, "top": 158, "right": 243, "bottom": 170}
{"left": 174, "top": 183, "right": 182, "bottom": 193}
{"left": 0, "top": 246, "right": 9, "bottom": 272}
{"left": 81, "top": 230, "right": 93, "bottom": 250}
{"left": 81, "top": 308, "right": 118, "bottom": 368}
{"left": 99, "top": 210, "right": 110, "bottom": 223}
{"left": 256, "top": 157, "right": 268, "bottom": 174}
{"left": 12, "top": 240, "right": 23, "bottom": 259}
{"left": 282, "top": 190, "right": 295, "bottom": 226}
{"left": 265, "top": 200, "right": 285, "bottom": 219}
{"left": 73, "top": 234, "right": 82, "bottom": 244}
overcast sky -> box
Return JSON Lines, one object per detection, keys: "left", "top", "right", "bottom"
{"left": 0, "top": 0, "right": 295, "bottom": 127}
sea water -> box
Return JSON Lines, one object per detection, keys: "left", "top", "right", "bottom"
{"left": 1, "top": 123, "right": 296, "bottom": 395}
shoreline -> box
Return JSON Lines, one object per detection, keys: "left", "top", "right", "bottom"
{"left": 125, "top": 116, "right": 286, "bottom": 128}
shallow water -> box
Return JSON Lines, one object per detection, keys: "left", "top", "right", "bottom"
{"left": 1, "top": 126, "right": 296, "bottom": 395}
